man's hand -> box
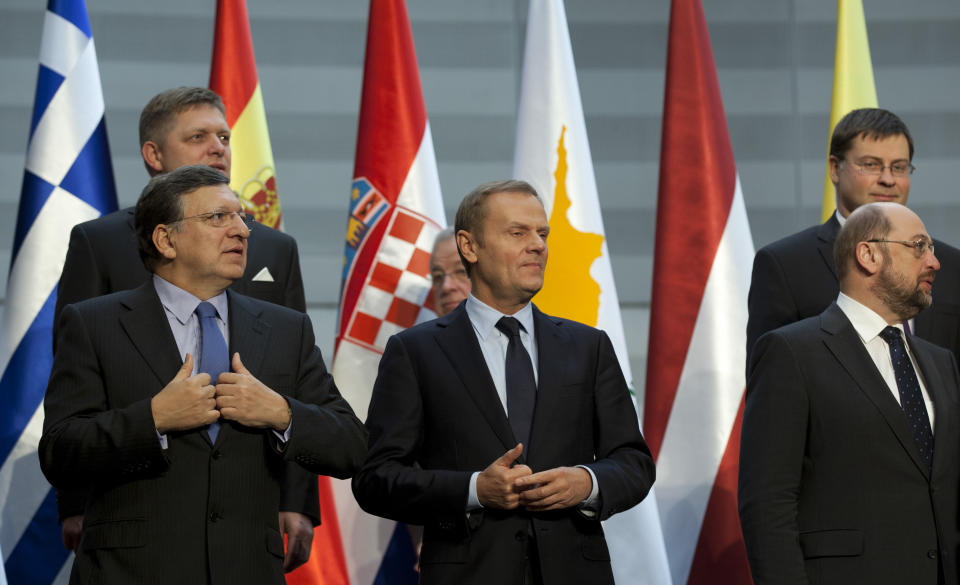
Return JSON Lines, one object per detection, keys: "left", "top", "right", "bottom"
{"left": 215, "top": 353, "right": 291, "bottom": 431}
{"left": 516, "top": 466, "right": 592, "bottom": 512}
{"left": 151, "top": 354, "right": 219, "bottom": 434}
{"left": 476, "top": 444, "right": 533, "bottom": 510}
{"left": 61, "top": 514, "right": 83, "bottom": 551}
{"left": 279, "top": 511, "right": 313, "bottom": 573}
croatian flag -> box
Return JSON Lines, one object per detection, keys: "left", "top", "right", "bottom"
{"left": 0, "top": 0, "right": 118, "bottom": 583}
{"left": 330, "top": 1, "right": 445, "bottom": 583}
{"left": 644, "top": 0, "right": 755, "bottom": 583}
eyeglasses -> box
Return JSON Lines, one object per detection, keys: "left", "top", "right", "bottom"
{"left": 429, "top": 268, "right": 469, "bottom": 286}
{"left": 172, "top": 210, "right": 254, "bottom": 228}
{"left": 845, "top": 159, "right": 915, "bottom": 178}
{"left": 866, "top": 239, "right": 935, "bottom": 257}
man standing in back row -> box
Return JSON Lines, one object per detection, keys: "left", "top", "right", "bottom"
{"left": 353, "top": 180, "right": 654, "bottom": 585}
{"left": 746, "top": 108, "right": 960, "bottom": 365}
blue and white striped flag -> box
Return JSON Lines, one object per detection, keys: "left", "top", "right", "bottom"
{"left": 1, "top": 0, "right": 117, "bottom": 582}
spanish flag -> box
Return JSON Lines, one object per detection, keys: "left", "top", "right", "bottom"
{"left": 210, "top": 0, "right": 283, "bottom": 229}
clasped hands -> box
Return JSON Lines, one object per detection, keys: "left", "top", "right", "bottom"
{"left": 151, "top": 352, "right": 291, "bottom": 434}
{"left": 476, "top": 443, "right": 592, "bottom": 512}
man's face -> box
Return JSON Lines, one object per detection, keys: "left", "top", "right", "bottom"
{"left": 870, "top": 208, "right": 939, "bottom": 320}
{"left": 830, "top": 133, "right": 911, "bottom": 217}
{"left": 148, "top": 105, "right": 231, "bottom": 177}
{"left": 460, "top": 191, "right": 548, "bottom": 312}
{"left": 165, "top": 184, "right": 248, "bottom": 297}
{"left": 430, "top": 236, "right": 471, "bottom": 316}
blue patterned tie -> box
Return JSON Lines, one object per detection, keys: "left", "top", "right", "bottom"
{"left": 495, "top": 317, "right": 537, "bottom": 449}
{"left": 196, "top": 301, "right": 228, "bottom": 442}
{"left": 878, "top": 326, "right": 934, "bottom": 472}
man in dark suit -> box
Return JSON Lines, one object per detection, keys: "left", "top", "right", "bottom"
{"left": 746, "top": 108, "right": 960, "bottom": 365}
{"left": 53, "top": 87, "right": 316, "bottom": 570}
{"left": 40, "top": 165, "right": 366, "bottom": 585}
{"left": 352, "top": 180, "right": 655, "bottom": 585}
{"left": 739, "top": 202, "right": 960, "bottom": 584}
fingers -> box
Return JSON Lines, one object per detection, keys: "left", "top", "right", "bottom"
{"left": 174, "top": 353, "right": 194, "bottom": 381}
{"left": 232, "top": 352, "right": 248, "bottom": 374}
{"left": 494, "top": 443, "right": 524, "bottom": 467}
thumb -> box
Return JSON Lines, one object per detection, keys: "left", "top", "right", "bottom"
{"left": 232, "top": 352, "right": 248, "bottom": 374}
{"left": 495, "top": 443, "right": 524, "bottom": 467}
{"left": 174, "top": 353, "right": 194, "bottom": 381}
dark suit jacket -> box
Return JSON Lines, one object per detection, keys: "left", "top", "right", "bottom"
{"left": 739, "top": 304, "right": 960, "bottom": 585}
{"left": 39, "top": 284, "right": 366, "bottom": 585}
{"left": 52, "top": 206, "right": 318, "bottom": 524}
{"left": 351, "top": 303, "right": 655, "bottom": 585}
{"left": 746, "top": 215, "right": 960, "bottom": 366}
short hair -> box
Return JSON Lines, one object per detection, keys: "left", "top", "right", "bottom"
{"left": 431, "top": 227, "right": 456, "bottom": 258}
{"left": 834, "top": 203, "right": 893, "bottom": 282}
{"left": 829, "top": 108, "right": 914, "bottom": 162}
{"left": 139, "top": 87, "right": 226, "bottom": 149}
{"left": 135, "top": 164, "right": 231, "bottom": 272}
{"left": 453, "top": 180, "right": 541, "bottom": 275}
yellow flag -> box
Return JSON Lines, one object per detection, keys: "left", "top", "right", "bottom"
{"left": 821, "top": 0, "right": 878, "bottom": 222}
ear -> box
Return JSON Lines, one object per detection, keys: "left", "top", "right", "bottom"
{"left": 152, "top": 224, "right": 177, "bottom": 261}
{"left": 141, "top": 141, "right": 165, "bottom": 174}
{"left": 828, "top": 155, "right": 842, "bottom": 186}
{"left": 855, "top": 241, "right": 882, "bottom": 276}
{"left": 456, "top": 229, "right": 479, "bottom": 267}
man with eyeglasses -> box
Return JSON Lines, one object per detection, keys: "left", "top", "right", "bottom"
{"left": 52, "top": 87, "right": 319, "bottom": 572}
{"left": 746, "top": 108, "right": 960, "bottom": 367}
{"left": 40, "top": 165, "right": 367, "bottom": 585}
{"left": 430, "top": 228, "right": 472, "bottom": 317}
{"left": 739, "top": 202, "right": 960, "bottom": 585}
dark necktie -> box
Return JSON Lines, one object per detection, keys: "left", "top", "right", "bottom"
{"left": 495, "top": 317, "right": 537, "bottom": 449}
{"left": 196, "top": 301, "right": 228, "bottom": 442}
{"left": 878, "top": 326, "right": 934, "bottom": 471}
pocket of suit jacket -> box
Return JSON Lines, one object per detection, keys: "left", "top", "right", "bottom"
{"left": 799, "top": 528, "right": 863, "bottom": 558}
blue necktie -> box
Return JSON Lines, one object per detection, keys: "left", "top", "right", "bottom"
{"left": 196, "top": 301, "right": 228, "bottom": 442}
{"left": 878, "top": 326, "right": 934, "bottom": 472}
{"left": 496, "top": 317, "right": 537, "bottom": 449}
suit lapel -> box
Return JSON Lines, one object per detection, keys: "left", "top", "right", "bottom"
{"left": 227, "top": 291, "right": 270, "bottom": 375}
{"left": 821, "top": 304, "right": 931, "bottom": 478}
{"left": 433, "top": 306, "right": 518, "bottom": 454}
{"left": 118, "top": 282, "right": 184, "bottom": 387}
{"left": 815, "top": 216, "right": 840, "bottom": 281}
{"left": 527, "top": 306, "right": 570, "bottom": 463}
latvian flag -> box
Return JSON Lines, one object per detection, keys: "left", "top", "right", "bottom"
{"left": 330, "top": 0, "right": 446, "bottom": 583}
{"left": 644, "top": 0, "right": 756, "bottom": 584}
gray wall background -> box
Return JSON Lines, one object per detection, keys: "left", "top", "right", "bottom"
{"left": 1, "top": 0, "right": 958, "bottom": 401}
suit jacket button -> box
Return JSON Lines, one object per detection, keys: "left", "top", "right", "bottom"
{"left": 928, "top": 550, "right": 938, "bottom": 560}
{"left": 209, "top": 512, "right": 221, "bottom": 522}
{"left": 515, "top": 530, "right": 526, "bottom": 542}
{"left": 212, "top": 451, "right": 221, "bottom": 460}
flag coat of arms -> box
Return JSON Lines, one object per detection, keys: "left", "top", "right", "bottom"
{"left": 512, "top": 1, "right": 672, "bottom": 584}
{"left": 331, "top": 1, "right": 445, "bottom": 583}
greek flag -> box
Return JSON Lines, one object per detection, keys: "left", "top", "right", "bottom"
{"left": 1, "top": 0, "right": 117, "bottom": 582}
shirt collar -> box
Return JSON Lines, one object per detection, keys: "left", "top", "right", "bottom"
{"left": 836, "top": 292, "right": 902, "bottom": 344}
{"left": 465, "top": 294, "right": 535, "bottom": 341}
{"left": 153, "top": 274, "right": 229, "bottom": 325}
{"left": 835, "top": 209, "right": 846, "bottom": 226}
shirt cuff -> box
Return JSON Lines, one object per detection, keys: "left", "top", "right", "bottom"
{"left": 273, "top": 418, "right": 292, "bottom": 443}
{"left": 466, "top": 471, "right": 483, "bottom": 510}
{"left": 157, "top": 430, "right": 168, "bottom": 450}
{"left": 576, "top": 465, "right": 600, "bottom": 515}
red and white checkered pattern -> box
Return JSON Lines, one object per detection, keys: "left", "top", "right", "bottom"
{"left": 344, "top": 206, "right": 441, "bottom": 351}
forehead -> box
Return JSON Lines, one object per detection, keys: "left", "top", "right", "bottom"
{"left": 886, "top": 206, "right": 928, "bottom": 237}
{"left": 483, "top": 191, "right": 547, "bottom": 225}
{"left": 181, "top": 183, "right": 239, "bottom": 212}
{"left": 169, "top": 104, "right": 227, "bottom": 131}
{"left": 847, "top": 133, "right": 910, "bottom": 160}
{"left": 431, "top": 238, "right": 460, "bottom": 266}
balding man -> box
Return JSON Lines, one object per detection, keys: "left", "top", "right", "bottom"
{"left": 739, "top": 202, "right": 960, "bottom": 585}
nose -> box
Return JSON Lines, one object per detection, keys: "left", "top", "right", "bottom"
{"left": 877, "top": 166, "right": 897, "bottom": 186}
{"left": 927, "top": 250, "right": 941, "bottom": 271}
{"left": 227, "top": 212, "right": 250, "bottom": 237}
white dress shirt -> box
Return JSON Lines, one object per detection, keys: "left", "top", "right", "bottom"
{"left": 836, "top": 292, "right": 935, "bottom": 432}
